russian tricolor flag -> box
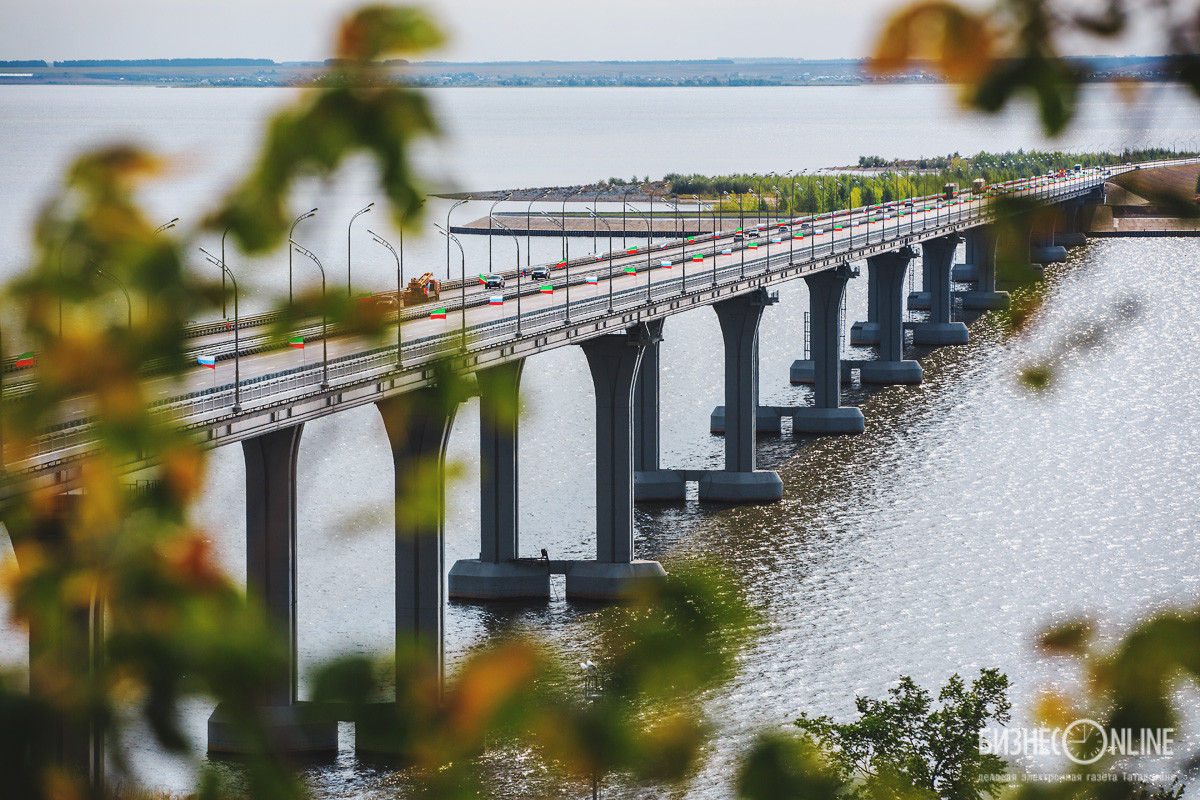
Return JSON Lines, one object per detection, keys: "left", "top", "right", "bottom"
{"left": 721, "top": 249, "right": 732, "bottom": 255}
{"left": 198, "top": 355, "right": 216, "bottom": 369}
{"left": 489, "top": 295, "right": 504, "bottom": 306}
{"left": 659, "top": 260, "right": 672, "bottom": 268}
{"left": 586, "top": 275, "right": 598, "bottom": 285}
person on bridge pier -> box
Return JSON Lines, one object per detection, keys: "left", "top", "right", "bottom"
{"left": 912, "top": 235, "right": 969, "bottom": 346}
{"left": 208, "top": 424, "right": 339, "bottom": 755}
{"left": 569, "top": 324, "right": 667, "bottom": 600}
{"left": 697, "top": 289, "right": 784, "bottom": 502}
{"left": 448, "top": 359, "right": 550, "bottom": 600}
{"left": 957, "top": 226, "right": 1011, "bottom": 310}
{"left": 859, "top": 247, "right": 923, "bottom": 385}
{"left": 792, "top": 264, "right": 865, "bottom": 435}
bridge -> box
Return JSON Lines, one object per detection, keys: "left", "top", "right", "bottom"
{"left": 5, "top": 158, "right": 1188, "bottom": 759}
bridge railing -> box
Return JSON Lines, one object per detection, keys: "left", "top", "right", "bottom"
{"left": 9, "top": 167, "right": 1138, "bottom": 471}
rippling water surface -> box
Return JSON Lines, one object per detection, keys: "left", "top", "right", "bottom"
{"left": 1, "top": 85, "right": 1198, "bottom": 797}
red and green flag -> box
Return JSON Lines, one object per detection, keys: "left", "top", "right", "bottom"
{"left": 692, "top": 254, "right": 704, "bottom": 262}
{"left": 288, "top": 336, "right": 304, "bottom": 349}
{"left": 624, "top": 266, "right": 637, "bottom": 274}
{"left": 430, "top": 309, "right": 448, "bottom": 319}
{"left": 539, "top": 285, "right": 553, "bottom": 294}
{"left": 15, "top": 352, "right": 35, "bottom": 368}
{"left": 478, "top": 274, "right": 488, "bottom": 285}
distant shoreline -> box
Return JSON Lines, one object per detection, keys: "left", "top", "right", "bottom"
{"left": 0, "top": 55, "right": 1179, "bottom": 88}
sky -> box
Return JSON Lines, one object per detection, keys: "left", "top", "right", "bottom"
{"left": 0, "top": 0, "right": 1170, "bottom": 63}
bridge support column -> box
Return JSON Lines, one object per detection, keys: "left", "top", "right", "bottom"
{"left": 958, "top": 226, "right": 1010, "bottom": 310}
{"left": 633, "top": 319, "right": 686, "bottom": 501}
{"left": 698, "top": 289, "right": 783, "bottom": 503}
{"left": 375, "top": 390, "right": 459, "bottom": 703}
{"left": 850, "top": 257, "right": 882, "bottom": 345}
{"left": 907, "top": 243, "right": 934, "bottom": 311}
{"left": 449, "top": 360, "right": 550, "bottom": 600}
{"left": 860, "top": 247, "right": 923, "bottom": 385}
{"left": 10, "top": 494, "right": 105, "bottom": 791}
{"left": 952, "top": 228, "right": 979, "bottom": 283}
{"left": 710, "top": 336, "right": 784, "bottom": 434}
{"left": 793, "top": 265, "right": 865, "bottom": 434}
{"left": 569, "top": 325, "right": 667, "bottom": 599}
{"left": 209, "top": 424, "right": 338, "bottom": 754}
{"left": 912, "top": 235, "right": 968, "bottom": 346}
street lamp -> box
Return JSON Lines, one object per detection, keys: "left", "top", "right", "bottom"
{"left": 525, "top": 189, "right": 551, "bottom": 271}
{"left": 154, "top": 217, "right": 179, "bottom": 235}
{"left": 492, "top": 218, "right": 524, "bottom": 334}
{"left": 488, "top": 192, "right": 513, "bottom": 272}
{"left": 539, "top": 212, "right": 572, "bottom": 321}
{"left": 620, "top": 185, "right": 638, "bottom": 248}
{"left": 288, "top": 240, "right": 330, "bottom": 389}
{"left": 587, "top": 208, "right": 616, "bottom": 312}
{"left": 288, "top": 208, "right": 318, "bottom": 304}
{"left": 446, "top": 198, "right": 470, "bottom": 280}
{"left": 367, "top": 229, "right": 403, "bottom": 366}
{"left": 95, "top": 266, "right": 131, "bottom": 329}
{"left": 200, "top": 248, "right": 241, "bottom": 411}
{"left": 220, "top": 225, "right": 232, "bottom": 319}
{"left": 747, "top": 188, "right": 767, "bottom": 271}
{"left": 434, "top": 224, "right": 468, "bottom": 349}
{"left": 347, "top": 202, "right": 374, "bottom": 295}
{"left": 724, "top": 191, "right": 746, "bottom": 278}
{"left": 624, "top": 204, "right": 654, "bottom": 302}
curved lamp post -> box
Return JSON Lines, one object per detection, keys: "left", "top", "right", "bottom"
{"left": 587, "top": 209, "right": 616, "bottom": 312}
{"left": 446, "top": 198, "right": 470, "bottom": 280}
{"left": 525, "top": 189, "right": 551, "bottom": 271}
{"left": 539, "top": 212, "right": 572, "bottom": 321}
{"left": 367, "top": 229, "right": 403, "bottom": 366}
{"left": 620, "top": 185, "right": 638, "bottom": 249}
{"left": 347, "top": 202, "right": 374, "bottom": 295}
{"left": 288, "top": 240, "right": 330, "bottom": 389}
{"left": 434, "top": 224, "right": 468, "bottom": 349}
{"left": 199, "top": 247, "right": 241, "bottom": 411}
{"left": 624, "top": 204, "right": 654, "bottom": 302}
{"left": 488, "top": 192, "right": 513, "bottom": 272}
{"left": 492, "top": 218, "right": 524, "bottom": 335}
{"left": 95, "top": 267, "right": 131, "bottom": 329}
{"left": 288, "top": 208, "right": 318, "bottom": 305}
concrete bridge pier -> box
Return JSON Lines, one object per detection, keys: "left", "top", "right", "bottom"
{"left": 12, "top": 494, "right": 105, "bottom": 790}
{"left": 710, "top": 336, "right": 785, "bottom": 434}
{"left": 859, "top": 248, "right": 923, "bottom": 385}
{"left": 1055, "top": 199, "right": 1091, "bottom": 247}
{"left": 850, "top": 255, "right": 882, "bottom": 345}
{"left": 792, "top": 265, "right": 865, "bottom": 434}
{"left": 912, "top": 235, "right": 969, "bottom": 346}
{"left": 907, "top": 241, "right": 934, "bottom": 311}
{"left": 957, "top": 226, "right": 1011, "bottom": 310}
{"left": 375, "top": 389, "right": 461, "bottom": 704}
{"left": 952, "top": 228, "right": 979, "bottom": 283}
{"left": 698, "top": 289, "right": 784, "bottom": 502}
{"left": 208, "top": 424, "right": 339, "bottom": 755}
{"left": 449, "top": 360, "right": 550, "bottom": 600}
{"left": 633, "top": 319, "right": 687, "bottom": 501}
{"left": 570, "top": 325, "right": 667, "bottom": 599}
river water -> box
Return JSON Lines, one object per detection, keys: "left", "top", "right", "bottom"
{"left": 1, "top": 84, "right": 1199, "bottom": 797}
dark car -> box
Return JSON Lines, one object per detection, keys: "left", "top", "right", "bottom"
{"left": 529, "top": 266, "right": 551, "bottom": 281}
{"left": 483, "top": 273, "right": 505, "bottom": 289}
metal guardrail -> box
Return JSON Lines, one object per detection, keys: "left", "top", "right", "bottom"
{"left": 15, "top": 159, "right": 1195, "bottom": 474}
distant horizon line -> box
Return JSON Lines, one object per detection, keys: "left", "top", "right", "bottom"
{"left": 0, "top": 55, "right": 1174, "bottom": 67}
